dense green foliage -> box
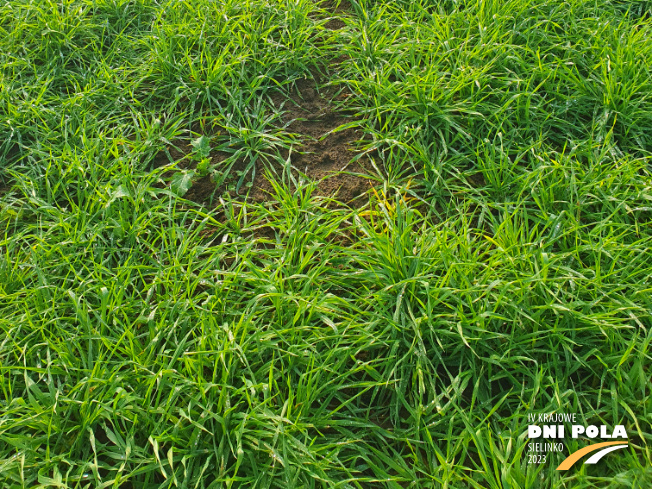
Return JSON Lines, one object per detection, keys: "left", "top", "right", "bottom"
{"left": 1, "top": 0, "right": 651, "bottom": 487}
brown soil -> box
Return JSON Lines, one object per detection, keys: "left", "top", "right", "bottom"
{"left": 153, "top": 73, "right": 372, "bottom": 208}
{"left": 257, "top": 75, "right": 371, "bottom": 206}
{"left": 321, "top": 0, "right": 351, "bottom": 30}
{"left": 153, "top": 0, "right": 370, "bottom": 209}
{"left": 153, "top": 73, "right": 372, "bottom": 207}
{"left": 152, "top": 147, "right": 252, "bottom": 204}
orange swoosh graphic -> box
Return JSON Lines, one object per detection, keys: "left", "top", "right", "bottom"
{"left": 556, "top": 441, "right": 628, "bottom": 470}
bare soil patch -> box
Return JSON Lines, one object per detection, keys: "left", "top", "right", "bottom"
{"left": 259, "top": 75, "right": 371, "bottom": 206}
{"left": 321, "top": 0, "right": 351, "bottom": 30}
{"left": 154, "top": 73, "right": 372, "bottom": 208}
{"left": 153, "top": 1, "right": 370, "bottom": 208}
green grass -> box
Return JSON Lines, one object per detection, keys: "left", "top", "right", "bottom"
{"left": 1, "top": 0, "right": 651, "bottom": 487}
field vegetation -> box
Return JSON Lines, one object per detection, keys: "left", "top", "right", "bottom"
{"left": 1, "top": 0, "right": 651, "bottom": 487}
